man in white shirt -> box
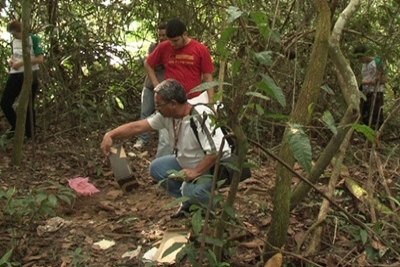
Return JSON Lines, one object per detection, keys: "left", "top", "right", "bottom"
{"left": 354, "top": 45, "right": 386, "bottom": 129}
{"left": 101, "top": 79, "right": 231, "bottom": 217}
{"left": 1, "top": 20, "right": 44, "bottom": 138}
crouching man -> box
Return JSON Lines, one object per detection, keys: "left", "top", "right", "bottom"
{"left": 101, "top": 79, "right": 231, "bottom": 218}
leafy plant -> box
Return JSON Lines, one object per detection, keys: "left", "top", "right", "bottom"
{"left": 71, "top": 247, "right": 88, "bottom": 267}
{"left": 287, "top": 123, "right": 313, "bottom": 173}
{"left": 0, "top": 249, "right": 19, "bottom": 267}
{"left": 0, "top": 182, "right": 76, "bottom": 221}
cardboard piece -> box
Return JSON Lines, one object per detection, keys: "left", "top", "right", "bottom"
{"left": 108, "top": 145, "right": 136, "bottom": 192}
{"left": 153, "top": 230, "right": 188, "bottom": 264}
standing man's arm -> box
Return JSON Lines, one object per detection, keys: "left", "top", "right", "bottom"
{"left": 144, "top": 60, "right": 160, "bottom": 88}
{"left": 200, "top": 42, "right": 215, "bottom": 103}
{"left": 203, "top": 73, "right": 214, "bottom": 103}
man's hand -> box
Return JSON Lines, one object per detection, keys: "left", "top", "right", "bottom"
{"left": 101, "top": 133, "right": 113, "bottom": 156}
{"left": 182, "top": 168, "right": 201, "bottom": 182}
{"left": 10, "top": 60, "right": 23, "bottom": 70}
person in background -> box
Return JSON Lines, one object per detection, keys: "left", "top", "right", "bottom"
{"left": 101, "top": 79, "right": 230, "bottom": 218}
{"left": 134, "top": 23, "right": 167, "bottom": 150}
{"left": 144, "top": 18, "right": 215, "bottom": 157}
{"left": 354, "top": 45, "right": 386, "bottom": 129}
{"left": 0, "top": 20, "right": 44, "bottom": 138}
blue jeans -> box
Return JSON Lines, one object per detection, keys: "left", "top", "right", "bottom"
{"left": 138, "top": 86, "right": 173, "bottom": 156}
{"left": 150, "top": 155, "right": 212, "bottom": 207}
{"left": 138, "top": 87, "right": 155, "bottom": 144}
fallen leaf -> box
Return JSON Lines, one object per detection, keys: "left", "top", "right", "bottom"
{"left": 93, "top": 239, "right": 116, "bottom": 250}
{"left": 264, "top": 253, "right": 282, "bottom": 267}
{"left": 371, "top": 240, "right": 388, "bottom": 257}
{"left": 107, "top": 190, "right": 123, "bottom": 200}
{"left": 98, "top": 200, "right": 115, "bottom": 212}
{"left": 239, "top": 239, "right": 263, "bottom": 249}
{"left": 357, "top": 251, "right": 367, "bottom": 267}
{"left": 122, "top": 245, "right": 142, "bottom": 259}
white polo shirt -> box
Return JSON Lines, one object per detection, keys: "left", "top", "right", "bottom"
{"left": 147, "top": 104, "right": 231, "bottom": 169}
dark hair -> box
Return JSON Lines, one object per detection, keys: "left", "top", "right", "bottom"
{"left": 166, "top": 19, "right": 187, "bottom": 38}
{"left": 158, "top": 22, "right": 166, "bottom": 30}
{"left": 154, "top": 79, "right": 187, "bottom": 104}
{"left": 353, "top": 45, "right": 369, "bottom": 58}
{"left": 7, "top": 20, "right": 22, "bottom": 33}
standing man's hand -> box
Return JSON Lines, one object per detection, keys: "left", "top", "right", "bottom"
{"left": 203, "top": 73, "right": 214, "bottom": 103}
{"left": 144, "top": 61, "right": 160, "bottom": 88}
{"left": 10, "top": 60, "right": 23, "bottom": 70}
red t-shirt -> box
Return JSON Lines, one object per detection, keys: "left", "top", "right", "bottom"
{"left": 146, "top": 39, "right": 214, "bottom": 98}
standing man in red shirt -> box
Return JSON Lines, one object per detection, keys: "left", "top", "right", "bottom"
{"left": 144, "top": 18, "right": 215, "bottom": 157}
{"left": 145, "top": 18, "right": 215, "bottom": 103}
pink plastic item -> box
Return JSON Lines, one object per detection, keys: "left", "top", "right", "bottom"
{"left": 68, "top": 177, "right": 100, "bottom": 196}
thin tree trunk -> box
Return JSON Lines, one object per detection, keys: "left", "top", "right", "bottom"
{"left": 264, "top": 0, "right": 331, "bottom": 257}
{"left": 290, "top": 0, "right": 361, "bottom": 207}
{"left": 12, "top": 0, "right": 33, "bottom": 165}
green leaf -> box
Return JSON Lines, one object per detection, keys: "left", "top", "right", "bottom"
{"left": 321, "top": 111, "right": 337, "bottom": 135}
{"left": 387, "top": 196, "right": 400, "bottom": 207}
{"left": 220, "top": 160, "right": 240, "bottom": 172}
{"left": 114, "top": 96, "right": 125, "bottom": 110}
{"left": 192, "top": 209, "right": 203, "bottom": 235}
{"left": 216, "top": 179, "right": 227, "bottom": 188}
{"left": 245, "top": 91, "right": 270, "bottom": 102}
{"left": 231, "top": 59, "right": 242, "bottom": 76}
{"left": 264, "top": 112, "right": 289, "bottom": 121}
{"left": 0, "top": 189, "right": 5, "bottom": 199}
{"left": 161, "top": 242, "right": 186, "bottom": 259}
{"left": 48, "top": 194, "right": 58, "bottom": 207}
{"left": 359, "top": 229, "right": 368, "bottom": 244}
{"left": 253, "top": 51, "right": 273, "bottom": 66}
{"left": 308, "top": 103, "right": 314, "bottom": 116}
{"left": 352, "top": 123, "right": 376, "bottom": 142}
{"left": 226, "top": 6, "right": 243, "bottom": 23}
{"left": 35, "top": 192, "right": 48, "bottom": 205}
{"left": 254, "top": 103, "right": 265, "bottom": 115}
{"left": 6, "top": 188, "right": 16, "bottom": 199}
{"left": 0, "top": 249, "right": 13, "bottom": 265}
{"left": 216, "top": 26, "right": 236, "bottom": 57}
{"left": 190, "top": 81, "right": 231, "bottom": 94}
{"left": 321, "top": 84, "right": 334, "bottom": 95}
{"left": 223, "top": 205, "right": 236, "bottom": 219}
{"left": 257, "top": 74, "right": 286, "bottom": 107}
{"left": 206, "top": 249, "right": 218, "bottom": 265}
{"left": 250, "top": 11, "right": 270, "bottom": 39}
{"left": 288, "top": 124, "right": 312, "bottom": 173}
{"left": 203, "top": 236, "right": 224, "bottom": 247}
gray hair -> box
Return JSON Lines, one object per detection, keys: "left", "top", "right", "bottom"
{"left": 154, "top": 79, "right": 187, "bottom": 104}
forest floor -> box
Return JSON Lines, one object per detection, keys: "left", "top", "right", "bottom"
{"left": 0, "top": 130, "right": 400, "bottom": 266}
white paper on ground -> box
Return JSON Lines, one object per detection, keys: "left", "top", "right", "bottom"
{"left": 142, "top": 247, "right": 158, "bottom": 262}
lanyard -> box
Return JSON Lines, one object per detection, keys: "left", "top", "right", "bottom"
{"left": 173, "top": 119, "right": 182, "bottom": 156}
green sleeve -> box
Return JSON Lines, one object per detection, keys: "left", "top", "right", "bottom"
{"left": 31, "top": 35, "right": 44, "bottom": 56}
{"left": 374, "top": 56, "right": 384, "bottom": 72}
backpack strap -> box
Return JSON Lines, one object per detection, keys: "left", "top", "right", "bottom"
{"left": 189, "top": 104, "right": 217, "bottom": 154}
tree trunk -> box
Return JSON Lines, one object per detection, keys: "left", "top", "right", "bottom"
{"left": 12, "top": 0, "right": 33, "bottom": 165}
{"left": 290, "top": 0, "right": 361, "bottom": 208}
{"left": 264, "top": 0, "right": 331, "bottom": 257}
